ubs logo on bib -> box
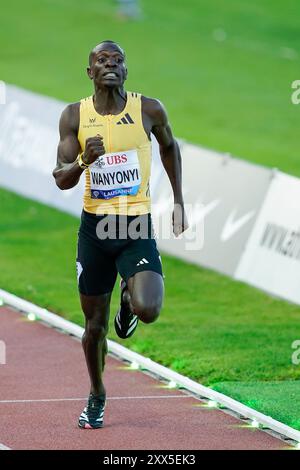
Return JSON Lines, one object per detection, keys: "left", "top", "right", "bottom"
{"left": 106, "top": 154, "right": 128, "bottom": 165}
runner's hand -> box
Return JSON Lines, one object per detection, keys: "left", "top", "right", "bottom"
{"left": 83, "top": 134, "right": 105, "bottom": 165}
{"left": 172, "top": 202, "right": 189, "bottom": 237}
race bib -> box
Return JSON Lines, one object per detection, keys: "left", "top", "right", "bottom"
{"left": 89, "top": 149, "right": 141, "bottom": 200}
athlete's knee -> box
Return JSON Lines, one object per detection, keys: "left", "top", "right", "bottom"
{"left": 132, "top": 300, "right": 161, "bottom": 324}
{"left": 85, "top": 319, "right": 108, "bottom": 341}
{"left": 80, "top": 293, "right": 111, "bottom": 341}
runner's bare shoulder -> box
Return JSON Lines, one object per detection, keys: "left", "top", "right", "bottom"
{"left": 141, "top": 95, "right": 166, "bottom": 121}
{"left": 141, "top": 96, "right": 167, "bottom": 136}
{"left": 59, "top": 102, "right": 80, "bottom": 134}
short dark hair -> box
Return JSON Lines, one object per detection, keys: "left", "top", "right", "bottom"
{"left": 100, "top": 39, "right": 117, "bottom": 45}
{"left": 89, "top": 40, "right": 125, "bottom": 66}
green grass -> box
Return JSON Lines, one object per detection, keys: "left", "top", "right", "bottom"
{"left": 1, "top": 187, "right": 300, "bottom": 429}
{"left": 213, "top": 381, "right": 300, "bottom": 430}
{"left": 1, "top": 0, "right": 300, "bottom": 432}
{"left": 1, "top": 0, "right": 299, "bottom": 175}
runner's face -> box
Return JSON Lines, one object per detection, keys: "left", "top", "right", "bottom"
{"left": 88, "top": 44, "right": 127, "bottom": 88}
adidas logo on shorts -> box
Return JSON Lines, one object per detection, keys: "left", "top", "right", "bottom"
{"left": 136, "top": 258, "right": 149, "bottom": 266}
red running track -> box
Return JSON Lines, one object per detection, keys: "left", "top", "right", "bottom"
{"left": 0, "top": 306, "right": 289, "bottom": 450}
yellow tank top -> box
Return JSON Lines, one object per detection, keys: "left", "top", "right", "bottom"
{"left": 77, "top": 92, "right": 151, "bottom": 215}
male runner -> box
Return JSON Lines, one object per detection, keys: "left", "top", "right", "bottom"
{"left": 53, "top": 40, "right": 188, "bottom": 429}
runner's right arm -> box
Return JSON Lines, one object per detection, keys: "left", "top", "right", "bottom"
{"left": 53, "top": 104, "right": 105, "bottom": 190}
{"left": 53, "top": 104, "right": 83, "bottom": 190}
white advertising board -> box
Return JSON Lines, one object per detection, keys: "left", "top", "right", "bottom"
{"left": 235, "top": 172, "right": 300, "bottom": 304}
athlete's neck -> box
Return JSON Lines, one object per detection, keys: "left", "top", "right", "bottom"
{"left": 93, "top": 87, "right": 127, "bottom": 116}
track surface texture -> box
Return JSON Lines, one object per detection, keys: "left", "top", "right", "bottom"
{"left": 0, "top": 306, "right": 288, "bottom": 450}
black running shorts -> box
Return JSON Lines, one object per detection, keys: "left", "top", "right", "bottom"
{"left": 76, "top": 210, "right": 163, "bottom": 296}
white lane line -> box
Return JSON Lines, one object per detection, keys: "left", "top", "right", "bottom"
{"left": 0, "top": 443, "right": 11, "bottom": 450}
{"left": 0, "top": 395, "right": 192, "bottom": 404}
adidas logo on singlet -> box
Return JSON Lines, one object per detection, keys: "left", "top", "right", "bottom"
{"left": 116, "top": 113, "right": 135, "bottom": 125}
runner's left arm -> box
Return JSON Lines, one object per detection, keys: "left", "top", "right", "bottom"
{"left": 147, "top": 99, "right": 188, "bottom": 236}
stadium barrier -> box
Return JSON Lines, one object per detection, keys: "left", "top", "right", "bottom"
{"left": 235, "top": 172, "right": 300, "bottom": 304}
{"left": 152, "top": 142, "right": 271, "bottom": 275}
{"left": 0, "top": 83, "right": 299, "bottom": 305}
